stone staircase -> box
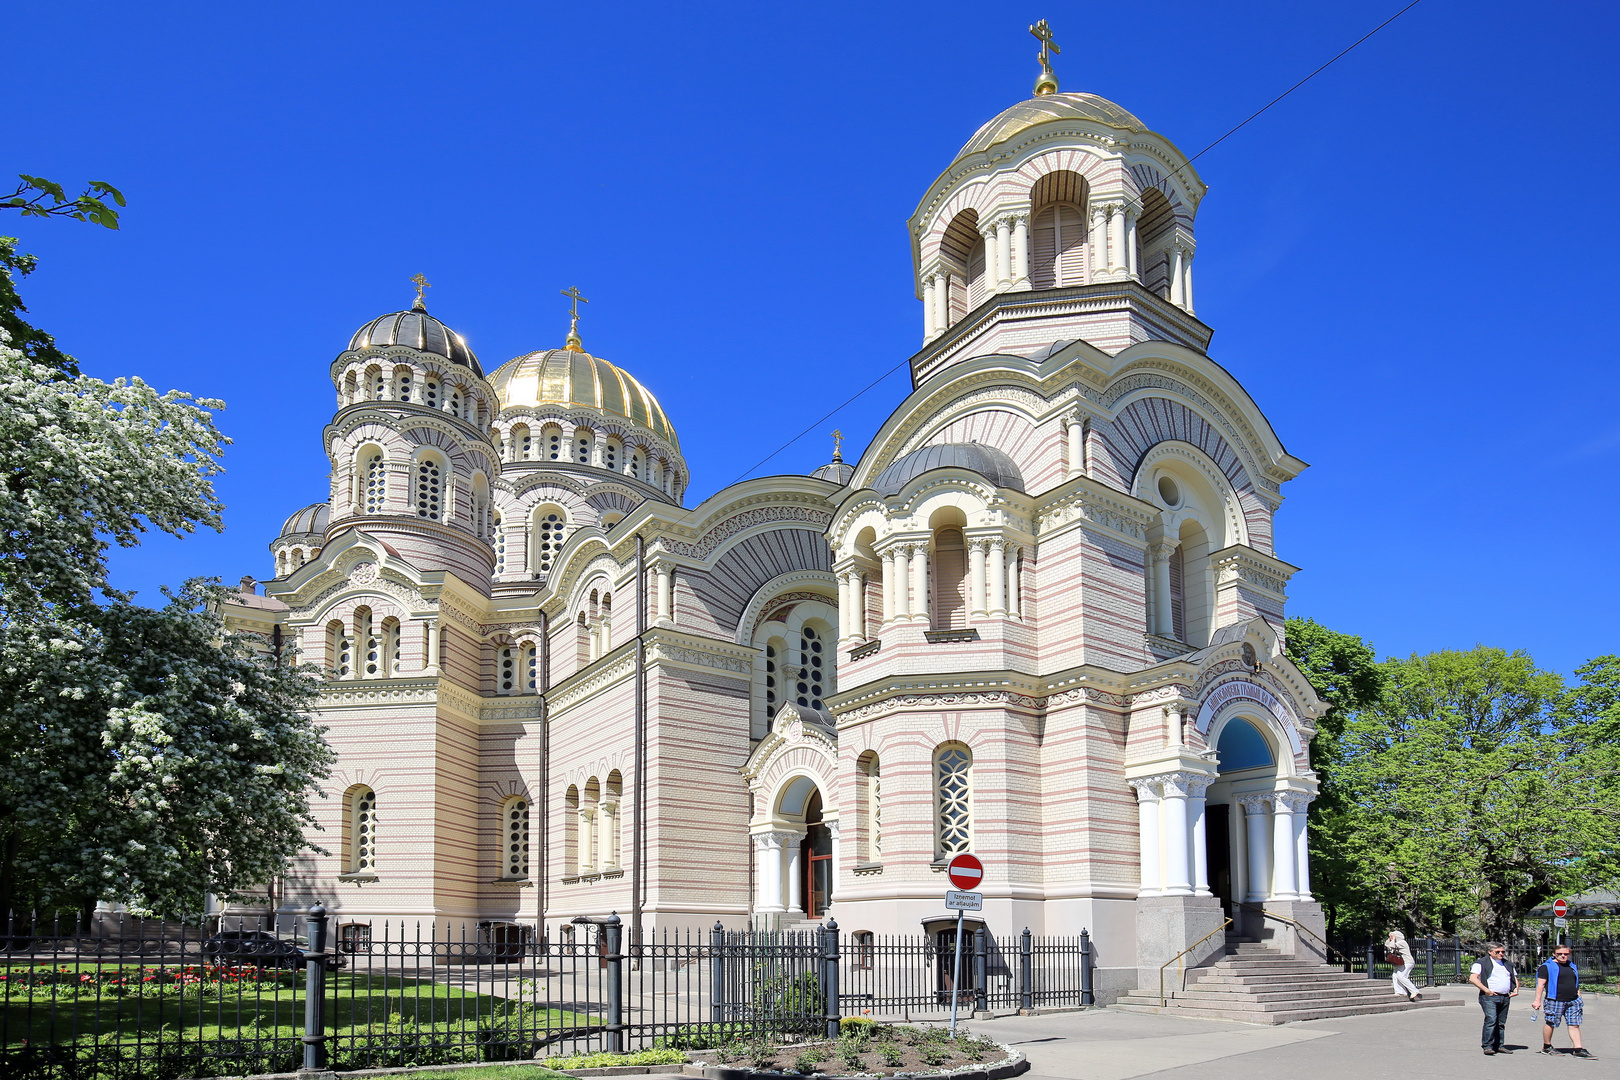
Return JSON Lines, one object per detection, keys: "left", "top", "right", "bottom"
{"left": 1114, "top": 932, "right": 1464, "bottom": 1025}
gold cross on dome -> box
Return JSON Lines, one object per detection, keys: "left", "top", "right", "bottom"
{"left": 561, "top": 285, "right": 589, "bottom": 319}
{"left": 1030, "top": 19, "right": 1060, "bottom": 65}
{"left": 561, "top": 286, "right": 590, "bottom": 351}
{"left": 411, "top": 273, "right": 432, "bottom": 307}
{"left": 831, "top": 429, "right": 844, "bottom": 461}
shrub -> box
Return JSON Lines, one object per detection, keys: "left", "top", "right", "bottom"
{"left": 658, "top": 1021, "right": 759, "bottom": 1050}
{"left": 546, "top": 1048, "right": 687, "bottom": 1069}
{"left": 880, "top": 1045, "right": 905, "bottom": 1068}
{"left": 839, "top": 1016, "right": 878, "bottom": 1038}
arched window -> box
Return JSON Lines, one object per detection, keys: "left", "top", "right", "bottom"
{"left": 524, "top": 644, "right": 538, "bottom": 693}
{"left": 498, "top": 645, "right": 517, "bottom": 694}
{"left": 494, "top": 513, "right": 507, "bottom": 574}
{"left": 575, "top": 430, "right": 592, "bottom": 464}
{"left": 471, "top": 475, "right": 491, "bottom": 538}
{"left": 342, "top": 371, "right": 358, "bottom": 404}
{"left": 355, "top": 607, "right": 378, "bottom": 678}
{"left": 543, "top": 425, "right": 563, "bottom": 461}
{"left": 369, "top": 368, "right": 386, "bottom": 399}
{"left": 327, "top": 619, "right": 351, "bottom": 678}
{"left": 1029, "top": 170, "right": 1090, "bottom": 288}
{"left": 362, "top": 450, "right": 386, "bottom": 514}
{"left": 394, "top": 367, "right": 413, "bottom": 403}
{"left": 581, "top": 776, "right": 600, "bottom": 875}
{"left": 415, "top": 456, "right": 444, "bottom": 520}
{"left": 382, "top": 617, "right": 400, "bottom": 677}
{"left": 796, "top": 625, "right": 828, "bottom": 710}
{"left": 503, "top": 796, "right": 530, "bottom": 879}
{"left": 857, "top": 751, "right": 881, "bottom": 863}
{"left": 508, "top": 424, "right": 530, "bottom": 462}
{"left": 763, "top": 639, "right": 782, "bottom": 727}
{"left": 932, "top": 527, "right": 968, "bottom": 630}
{"left": 564, "top": 785, "right": 579, "bottom": 876}
{"left": 630, "top": 450, "right": 643, "bottom": 480}
{"left": 447, "top": 387, "right": 462, "bottom": 416}
{"left": 423, "top": 378, "right": 439, "bottom": 410}
{"left": 604, "top": 770, "right": 623, "bottom": 869}
{"left": 604, "top": 439, "right": 619, "bottom": 472}
{"left": 1138, "top": 188, "right": 1177, "bottom": 297}
{"left": 941, "top": 210, "right": 981, "bottom": 327}
{"left": 348, "top": 786, "right": 377, "bottom": 875}
{"left": 935, "top": 742, "right": 972, "bottom": 856}
{"left": 532, "top": 508, "right": 567, "bottom": 575}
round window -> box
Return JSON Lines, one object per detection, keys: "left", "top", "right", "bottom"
{"left": 1157, "top": 475, "right": 1181, "bottom": 507}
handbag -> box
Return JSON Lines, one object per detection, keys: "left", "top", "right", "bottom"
{"left": 1385, "top": 952, "right": 1403, "bottom": 965}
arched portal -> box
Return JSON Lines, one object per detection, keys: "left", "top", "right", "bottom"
{"left": 741, "top": 708, "right": 840, "bottom": 924}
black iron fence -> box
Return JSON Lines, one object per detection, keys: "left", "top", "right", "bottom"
{"left": 1332, "top": 936, "right": 1619, "bottom": 990}
{"left": 1, "top": 907, "right": 1094, "bottom": 1080}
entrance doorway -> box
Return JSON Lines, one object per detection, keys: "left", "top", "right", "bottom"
{"left": 1206, "top": 803, "right": 1232, "bottom": 912}
{"left": 801, "top": 791, "right": 833, "bottom": 919}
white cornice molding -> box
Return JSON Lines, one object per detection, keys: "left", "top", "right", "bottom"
{"left": 1036, "top": 475, "right": 1158, "bottom": 543}
{"left": 546, "top": 646, "right": 637, "bottom": 714}
{"left": 643, "top": 627, "right": 757, "bottom": 679}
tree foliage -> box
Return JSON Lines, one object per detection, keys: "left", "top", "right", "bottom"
{"left": 3, "top": 175, "right": 124, "bottom": 230}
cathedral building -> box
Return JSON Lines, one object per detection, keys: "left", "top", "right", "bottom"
{"left": 228, "top": 49, "right": 1327, "bottom": 1002}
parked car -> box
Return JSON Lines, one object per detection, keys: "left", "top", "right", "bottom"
{"left": 201, "top": 931, "right": 305, "bottom": 969}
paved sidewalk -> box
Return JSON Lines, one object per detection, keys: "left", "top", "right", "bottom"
{"left": 963, "top": 986, "right": 1616, "bottom": 1079}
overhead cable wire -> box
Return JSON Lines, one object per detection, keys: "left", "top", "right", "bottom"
{"left": 729, "top": 0, "right": 1425, "bottom": 485}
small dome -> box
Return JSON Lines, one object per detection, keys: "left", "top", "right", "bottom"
{"left": 873, "top": 443, "right": 1024, "bottom": 496}
{"left": 811, "top": 461, "right": 855, "bottom": 485}
{"left": 280, "top": 503, "right": 330, "bottom": 537}
{"left": 489, "top": 348, "right": 678, "bottom": 449}
{"left": 954, "top": 92, "right": 1147, "bottom": 165}
{"left": 348, "top": 305, "right": 482, "bottom": 376}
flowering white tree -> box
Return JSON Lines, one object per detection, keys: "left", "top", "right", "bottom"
{"left": 0, "top": 241, "right": 332, "bottom": 917}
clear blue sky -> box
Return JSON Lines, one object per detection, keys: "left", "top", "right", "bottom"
{"left": 8, "top": 1, "right": 1617, "bottom": 675}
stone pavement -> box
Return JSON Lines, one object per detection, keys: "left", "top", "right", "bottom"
{"left": 962, "top": 985, "right": 1617, "bottom": 1079}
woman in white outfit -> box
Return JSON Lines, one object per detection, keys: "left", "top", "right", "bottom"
{"left": 1385, "top": 929, "right": 1421, "bottom": 1001}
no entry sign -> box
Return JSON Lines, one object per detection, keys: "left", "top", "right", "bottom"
{"left": 947, "top": 853, "right": 983, "bottom": 891}
{"left": 1553, "top": 898, "right": 1569, "bottom": 918}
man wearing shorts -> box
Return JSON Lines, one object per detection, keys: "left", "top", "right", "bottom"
{"left": 1535, "top": 945, "right": 1593, "bottom": 1058}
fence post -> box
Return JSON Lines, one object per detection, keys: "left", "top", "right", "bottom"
{"left": 972, "top": 926, "right": 988, "bottom": 1016}
{"left": 1424, "top": 936, "right": 1434, "bottom": 987}
{"left": 300, "top": 903, "right": 329, "bottom": 1075}
{"left": 1454, "top": 941, "right": 1462, "bottom": 984}
{"left": 1020, "top": 928, "right": 1033, "bottom": 1012}
{"left": 823, "top": 918, "right": 841, "bottom": 1040}
{"left": 1366, "top": 940, "right": 1376, "bottom": 980}
{"left": 710, "top": 922, "right": 725, "bottom": 1024}
{"left": 1080, "top": 928, "right": 1094, "bottom": 1006}
{"left": 605, "top": 913, "right": 624, "bottom": 1053}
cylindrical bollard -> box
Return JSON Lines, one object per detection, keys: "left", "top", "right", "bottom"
{"left": 605, "top": 913, "right": 624, "bottom": 1053}
{"left": 1425, "top": 936, "right": 1434, "bottom": 987}
{"left": 1080, "top": 928, "right": 1094, "bottom": 1006}
{"left": 710, "top": 922, "right": 726, "bottom": 1024}
{"left": 1366, "top": 940, "right": 1377, "bottom": 981}
{"left": 301, "top": 904, "right": 329, "bottom": 1075}
{"left": 823, "top": 918, "right": 841, "bottom": 1040}
{"left": 1020, "top": 928, "right": 1033, "bottom": 1012}
{"left": 1454, "top": 940, "right": 1462, "bottom": 983}
{"left": 973, "top": 926, "right": 988, "bottom": 1015}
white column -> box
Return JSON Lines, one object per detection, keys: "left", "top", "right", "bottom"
{"left": 988, "top": 538, "right": 1007, "bottom": 616}
{"left": 655, "top": 563, "right": 673, "bottom": 623}
{"left": 892, "top": 547, "right": 911, "bottom": 619}
{"left": 1125, "top": 207, "right": 1139, "bottom": 279}
{"left": 1271, "top": 794, "right": 1298, "bottom": 900}
{"left": 1182, "top": 251, "right": 1195, "bottom": 314}
{"left": 591, "top": 430, "right": 607, "bottom": 468}
{"left": 837, "top": 572, "right": 852, "bottom": 640}
{"left": 936, "top": 272, "right": 952, "bottom": 331}
{"left": 1161, "top": 775, "right": 1194, "bottom": 896}
{"left": 1006, "top": 546, "right": 1022, "bottom": 617}
{"left": 1190, "top": 777, "right": 1212, "bottom": 896}
{"left": 995, "top": 218, "right": 1012, "bottom": 290}
{"left": 911, "top": 544, "right": 930, "bottom": 623}
{"left": 754, "top": 833, "right": 786, "bottom": 913}
{"left": 424, "top": 619, "right": 441, "bottom": 676}
{"left": 922, "top": 276, "right": 936, "bottom": 339}
{"left": 1151, "top": 542, "right": 1176, "bottom": 637}
{"left": 1089, "top": 207, "right": 1106, "bottom": 282}
{"left": 1292, "top": 794, "right": 1312, "bottom": 900}
{"left": 1241, "top": 796, "right": 1271, "bottom": 903}
{"left": 854, "top": 572, "right": 866, "bottom": 638}
{"left": 580, "top": 808, "right": 596, "bottom": 875}
{"left": 1066, "top": 415, "right": 1084, "bottom": 476}
{"left": 968, "top": 541, "right": 987, "bottom": 617}
{"left": 1134, "top": 781, "right": 1162, "bottom": 897}
{"left": 1013, "top": 213, "right": 1030, "bottom": 286}
{"left": 1170, "top": 245, "right": 1185, "bottom": 307}
{"left": 1108, "top": 204, "right": 1126, "bottom": 273}
{"left": 826, "top": 817, "right": 841, "bottom": 902}
{"left": 881, "top": 550, "right": 896, "bottom": 623}
{"left": 786, "top": 837, "right": 804, "bottom": 913}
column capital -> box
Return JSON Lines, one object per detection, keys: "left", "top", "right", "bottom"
{"left": 989, "top": 536, "right": 1007, "bottom": 554}
{"left": 1151, "top": 540, "right": 1179, "bottom": 564}
{"left": 1237, "top": 794, "right": 1272, "bottom": 815}
{"left": 1277, "top": 791, "right": 1312, "bottom": 814}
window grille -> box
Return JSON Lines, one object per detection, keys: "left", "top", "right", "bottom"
{"left": 332, "top": 622, "right": 352, "bottom": 678}
{"left": 370, "top": 371, "right": 385, "bottom": 399}
{"left": 364, "top": 453, "right": 386, "bottom": 514}
{"left": 499, "top": 647, "right": 516, "bottom": 694}
{"left": 448, "top": 389, "right": 462, "bottom": 415}
{"left": 797, "top": 626, "right": 826, "bottom": 710}
{"left": 352, "top": 788, "right": 377, "bottom": 873}
{"left": 424, "top": 380, "right": 439, "bottom": 409}
{"left": 506, "top": 799, "right": 530, "bottom": 878}
{"left": 764, "top": 644, "right": 778, "bottom": 723}
{"left": 630, "top": 452, "right": 642, "bottom": 479}
{"left": 521, "top": 434, "right": 532, "bottom": 460}
{"left": 494, "top": 518, "right": 506, "bottom": 574}
{"left": 548, "top": 431, "right": 562, "bottom": 459}
{"left": 936, "top": 744, "right": 972, "bottom": 855}
{"left": 605, "top": 442, "right": 618, "bottom": 471}
{"left": 535, "top": 512, "right": 565, "bottom": 574}
{"left": 416, "top": 459, "right": 442, "bottom": 520}
{"left": 397, "top": 373, "right": 412, "bottom": 402}
{"left": 524, "top": 646, "right": 537, "bottom": 692}
{"left": 576, "top": 435, "right": 591, "bottom": 463}
{"left": 361, "top": 613, "right": 379, "bottom": 677}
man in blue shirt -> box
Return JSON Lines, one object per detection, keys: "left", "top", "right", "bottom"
{"left": 1534, "top": 945, "right": 1593, "bottom": 1058}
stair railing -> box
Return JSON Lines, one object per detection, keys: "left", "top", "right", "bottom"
{"left": 1233, "top": 900, "right": 1352, "bottom": 968}
{"left": 1159, "top": 918, "right": 1232, "bottom": 1006}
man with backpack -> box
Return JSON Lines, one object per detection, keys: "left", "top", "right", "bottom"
{"left": 1468, "top": 943, "right": 1518, "bottom": 1055}
{"left": 1534, "top": 944, "right": 1594, "bottom": 1058}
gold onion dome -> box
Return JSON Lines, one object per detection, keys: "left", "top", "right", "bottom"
{"left": 953, "top": 92, "right": 1147, "bottom": 166}
{"left": 489, "top": 348, "right": 679, "bottom": 449}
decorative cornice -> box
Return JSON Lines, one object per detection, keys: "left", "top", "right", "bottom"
{"left": 659, "top": 504, "right": 834, "bottom": 560}
{"left": 1036, "top": 476, "right": 1158, "bottom": 542}
{"left": 545, "top": 644, "right": 637, "bottom": 714}
{"left": 643, "top": 627, "right": 756, "bottom": 678}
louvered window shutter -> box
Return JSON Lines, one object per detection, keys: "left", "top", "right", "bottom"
{"left": 967, "top": 239, "right": 986, "bottom": 309}
{"left": 1056, "top": 205, "right": 1085, "bottom": 287}
{"left": 1030, "top": 206, "right": 1057, "bottom": 289}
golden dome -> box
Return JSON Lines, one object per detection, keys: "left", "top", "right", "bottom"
{"left": 489, "top": 349, "right": 678, "bottom": 449}
{"left": 954, "top": 92, "right": 1147, "bottom": 165}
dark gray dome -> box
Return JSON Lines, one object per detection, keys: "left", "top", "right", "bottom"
{"left": 872, "top": 443, "right": 1024, "bottom": 496}
{"left": 348, "top": 304, "right": 482, "bottom": 376}
{"left": 280, "top": 503, "right": 330, "bottom": 537}
{"left": 811, "top": 461, "right": 855, "bottom": 485}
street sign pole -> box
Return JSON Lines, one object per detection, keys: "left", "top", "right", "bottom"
{"left": 949, "top": 906, "right": 965, "bottom": 1037}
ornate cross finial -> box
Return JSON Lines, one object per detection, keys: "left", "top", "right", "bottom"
{"left": 561, "top": 286, "right": 589, "bottom": 352}
{"left": 410, "top": 273, "right": 432, "bottom": 310}
{"left": 831, "top": 429, "right": 844, "bottom": 463}
{"left": 1030, "top": 19, "right": 1060, "bottom": 96}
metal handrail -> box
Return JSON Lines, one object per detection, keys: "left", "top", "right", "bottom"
{"left": 1233, "top": 901, "right": 1352, "bottom": 967}
{"left": 1159, "top": 918, "right": 1232, "bottom": 1006}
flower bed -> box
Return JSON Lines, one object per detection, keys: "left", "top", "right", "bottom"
{"left": 685, "top": 1021, "right": 1025, "bottom": 1079}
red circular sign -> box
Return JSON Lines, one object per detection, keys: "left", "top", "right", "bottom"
{"left": 948, "top": 853, "right": 984, "bottom": 891}
{"left": 1553, "top": 899, "right": 1569, "bottom": 918}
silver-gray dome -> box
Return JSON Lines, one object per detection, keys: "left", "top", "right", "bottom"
{"left": 872, "top": 443, "right": 1024, "bottom": 496}
{"left": 811, "top": 461, "right": 855, "bottom": 485}
{"left": 348, "top": 304, "right": 482, "bottom": 376}
{"left": 280, "top": 503, "right": 331, "bottom": 537}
